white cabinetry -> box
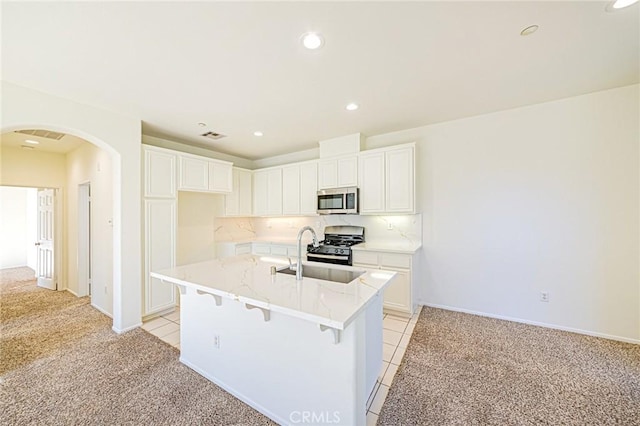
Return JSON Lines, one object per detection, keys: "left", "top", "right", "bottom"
{"left": 352, "top": 250, "right": 416, "bottom": 315}
{"left": 179, "top": 156, "right": 209, "bottom": 191}
{"left": 318, "top": 156, "right": 358, "bottom": 189}
{"left": 358, "top": 143, "right": 415, "bottom": 214}
{"left": 142, "top": 144, "right": 234, "bottom": 318}
{"left": 216, "top": 242, "right": 251, "bottom": 258}
{"left": 178, "top": 154, "right": 233, "bottom": 193}
{"left": 358, "top": 152, "right": 385, "bottom": 213}
{"left": 224, "top": 168, "right": 252, "bottom": 217}
{"left": 209, "top": 160, "right": 233, "bottom": 192}
{"left": 251, "top": 242, "right": 298, "bottom": 257}
{"left": 317, "top": 133, "right": 362, "bottom": 190}
{"left": 267, "top": 169, "right": 283, "bottom": 216}
{"left": 254, "top": 161, "right": 317, "bottom": 216}
{"left": 282, "top": 165, "right": 300, "bottom": 215}
{"left": 144, "top": 148, "right": 176, "bottom": 198}
{"left": 143, "top": 145, "right": 179, "bottom": 318}
{"left": 144, "top": 199, "right": 177, "bottom": 316}
{"left": 253, "top": 168, "right": 282, "bottom": 216}
{"left": 282, "top": 161, "right": 318, "bottom": 216}
{"left": 300, "top": 163, "right": 319, "bottom": 215}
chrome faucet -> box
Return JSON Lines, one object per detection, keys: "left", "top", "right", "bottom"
{"left": 296, "top": 226, "right": 319, "bottom": 280}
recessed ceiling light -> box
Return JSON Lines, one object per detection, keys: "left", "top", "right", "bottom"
{"left": 254, "top": 131, "right": 263, "bottom": 137}
{"left": 520, "top": 25, "right": 539, "bottom": 36}
{"left": 25, "top": 139, "right": 40, "bottom": 145}
{"left": 612, "top": 0, "right": 639, "bottom": 9}
{"left": 346, "top": 103, "right": 359, "bottom": 111}
{"left": 198, "top": 122, "right": 207, "bottom": 127}
{"left": 301, "top": 32, "right": 324, "bottom": 50}
{"left": 21, "top": 145, "right": 35, "bottom": 150}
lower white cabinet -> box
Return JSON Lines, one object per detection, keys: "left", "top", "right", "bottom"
{"left": 251, "top": 242, "right": 298, "bottom": 258}
{"left": 143, "top": 199, "right": 176, "bottom": 317}
{"left": 216, "top": 242, "right": 251, "bottom": 258}
{"left": 352, "top": 250, "right": 416, "bottom": 315}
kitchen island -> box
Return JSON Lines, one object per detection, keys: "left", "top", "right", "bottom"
{"left": 151, "top": 254, "right": 396, "bottom": 426}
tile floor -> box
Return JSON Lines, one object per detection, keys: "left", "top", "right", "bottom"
{"left": 142, "top": 306, "right": 422, "bottom": 426}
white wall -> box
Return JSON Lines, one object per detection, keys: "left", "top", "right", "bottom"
{"left": 177, "top": 192, "right": 218, "bottom": 265}
{"left": 366, "top": 84, "right": 639, "bottom": 342}
{"left": 0, "top": 186, "right": 36, "bottom": 269}
{"left": 2, "top": 81, "right": 142, "bottom": 333}
{"left": 66, "top": 143, "right": 113, "bottom": 315}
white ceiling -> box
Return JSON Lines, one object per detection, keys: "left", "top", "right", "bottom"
{"left": 1, "top": 131, "right": 86, "bottom": 154}
{"left": 2, "top": 1, "right": 638, "bottom": 160}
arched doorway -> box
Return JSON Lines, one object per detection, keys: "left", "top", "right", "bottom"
{"left": 1, "top": 130, "right": 115, "bottom": 315}
{"left": 2, "top": 80, "right": 143, "bottom": 332}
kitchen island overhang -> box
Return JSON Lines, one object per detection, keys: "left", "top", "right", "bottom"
{"left": 151, "top": 255, "right": 396, "bottom": 426}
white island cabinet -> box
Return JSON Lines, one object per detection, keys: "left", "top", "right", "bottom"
{"left": 151, "top": 255, "right": 396, "bottom": 426}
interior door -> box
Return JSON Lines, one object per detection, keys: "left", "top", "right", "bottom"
{"left": 36, "top": 188, "right": 56, "bottom": 290}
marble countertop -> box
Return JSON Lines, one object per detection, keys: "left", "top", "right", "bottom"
{"left": 352, "top": 241, "right": 422, "bottom": 254}
{"left": 151, "top": 255, "right": 396, "bottom": 330}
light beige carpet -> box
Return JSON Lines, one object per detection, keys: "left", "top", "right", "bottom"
{"left": 0, "top": 267, "right": 275, "bottom": 425}
{"left": 379, "top": 307, "right": 640, "bottom": 425}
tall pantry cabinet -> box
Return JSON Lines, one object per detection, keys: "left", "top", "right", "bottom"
{"left": 143, "top": 145, "right": 177, "bottom": 317}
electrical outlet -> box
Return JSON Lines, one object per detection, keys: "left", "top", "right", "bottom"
{"left": 213, "top": 335, "right": 220, "bottom": 349}
{"left": 540, "top": 291, "right": 549, "bottom": 302}
{"left": 387, "top": 222, "right": 393, "bottom": 230}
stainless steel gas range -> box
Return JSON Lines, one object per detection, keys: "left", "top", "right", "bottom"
{"left": 306, "top": 225, "right": 365, "bottom": 266}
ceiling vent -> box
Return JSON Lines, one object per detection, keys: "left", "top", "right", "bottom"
{"left": 15, "top": 129, "right": 66, "bottom": 140}
{"left": 200, "top": 131, "right": 226, "bottom": 140}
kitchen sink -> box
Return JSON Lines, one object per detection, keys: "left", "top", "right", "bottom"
{"left": 276, "top": 265, "right": 365, "bottom": 284}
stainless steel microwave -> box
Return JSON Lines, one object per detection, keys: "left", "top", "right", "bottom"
{"left": 317, "top": 187, "right": 359, "bottom": 215}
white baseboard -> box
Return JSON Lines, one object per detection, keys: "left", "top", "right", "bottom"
{"left": 91, "top": 302, "right": 113, "bottom": 318}
{"left": 112, "top": 322, "right": 143, "bottom": 334}
{"left": 65, "top": 288, "right": 78, "bottom": 297}
{"left": 422, "top": 302, "right": 639, "bottom": 345}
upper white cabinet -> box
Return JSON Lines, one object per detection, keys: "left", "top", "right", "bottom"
{"left": 358, "top": 143, "right": 415, "bottom": 214}
{"left": 209, "top": 160, "right": 233, "bottom": 192}
{"left": 385, "top": 147, "right": 414, "bottom": 212}
{"left": 225, "top": 168, "right": 253, "bottom": 217}
{"left": 179, "top": 156, "right": 209, "bottom": 192}
{"left": 178, "top": 154, "right": 233, "bottom": 193}
{"left": 317, "top": 133, "right": 362, "bottom": 190}
{"left": 359, "top": 152, "right": 385, "bottom": 213}
{"left": 255, "top": 161, "right": 317, "bottom": 217}
{"left": 266, "top": 169, "right": 283, "bottom": 215}
{"left": 144, "top": 146, "right": 177, "bottom": 198}
{"left": 282, "top": 161, "right": 318, "bottom": 216}
{"left": 318, "top": 156, "right": 358, "bottom": 189}
{"left": 282, "top": 165, "right": 301, "bottom": 215}
{"left": 253, "top": 168, "right": 283, "bottom": 216}
{"left": 300, "top": 162, "right": 319, "bottom": 215}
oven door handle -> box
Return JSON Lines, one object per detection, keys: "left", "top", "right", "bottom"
{"left": 307, "top": 253, "right": 350, "bottom": 261}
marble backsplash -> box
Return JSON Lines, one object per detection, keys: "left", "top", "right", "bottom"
{"left": 214, "top": 214, "right": 422, "bottom": 245}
